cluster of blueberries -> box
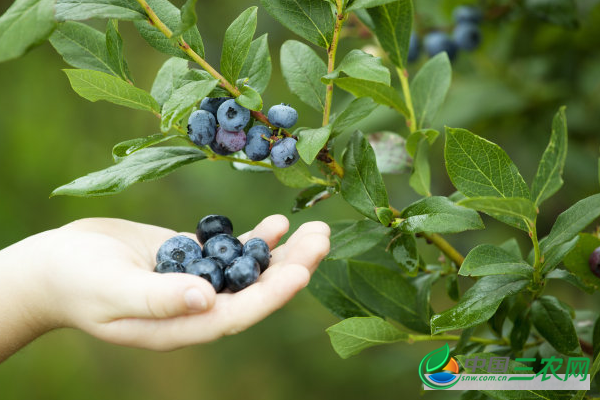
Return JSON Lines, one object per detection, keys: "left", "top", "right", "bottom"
{"left": 154, "top": 215, "right": 271, "bottom": 292}
{"left": 187, "top": 98, "right": 300, "bottom": 168}
{"left": 408, "top": 6, "right": 483, "bottom": 62}
{"left": 589, "top": 247, "right": 600, "bottom": 278}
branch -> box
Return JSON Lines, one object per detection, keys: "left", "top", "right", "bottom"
{"left": 397, "top": 67, "right": 417, "bottom": 132}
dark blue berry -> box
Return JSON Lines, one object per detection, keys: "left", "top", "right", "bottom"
{"left": 408, "top": 33, "right": 419, "bottom": 63}
{"left": 185, "top": 257, "right": 225, "bottom": 292}
{"left": 200, "top": 97, "right": 231, "bottom": 117}
{"left": 244, "top": 125, "right": 272, "bottom": 161}
{"left": 203, "top": 234, "right": 243, "bottom": 266}
{"left": 267, "top": 104, "right": 298, "bottom": 129}
{"left": 224, "top": 256, "right": 260, "bottom": 292}
{"left": 270, "top": 137, "right": 299, "bottom": 168}
{"left": 215, "top": 127, "right": 246, "bottom": 153}
{"left": 187, "top": 110, "right": 217, "bottom": 146}
{"left": 423, "top": 32, "right": 458, "bottom": 61}
{"left": 589, "top": 247, "right": 600, "bottom": 278}
{"left": 154, "top": 260, "right": 185, "bottom": 273}
{"left": 453, "top": 6, "right": 483, "bottom": 24}
{"left": 156, "top": 235, "right": 203, "bottom": 266}
{"left": 243, "top": 238, "right": 271, "bottom": 272}
{"left": 217, "top": 99, "right": 251, "bottom": 131}
{"left": 453, "top": 22, "right": 481, "bottom": 51}
{"left": 196, "top": 214, "right": 234, "bottom": 245}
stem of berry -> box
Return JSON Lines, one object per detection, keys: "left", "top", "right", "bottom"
{"left": 529, "top": 220, "right": 542, "bottom": 285}
{"left": 397, "top": 67, "right": 417, "bottom": 133}
{"left": 408, "top": 334, "right": 507, "bottom": 346}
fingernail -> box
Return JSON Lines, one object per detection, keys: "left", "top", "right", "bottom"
{"left": 184, "top": 288, "right": 207, "bottom": 311}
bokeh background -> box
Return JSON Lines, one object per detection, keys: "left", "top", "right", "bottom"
{"left": 1, "top": 0, "right": 600, "bottom": 398}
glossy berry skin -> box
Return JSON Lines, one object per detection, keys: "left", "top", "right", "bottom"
{"left": 243, "top": 238, "right": 271, "bottom": 272}
{"left": 217, "top": 99, "right": 251, "bottom": 131}
{"left": 185, "top": 257, "right": 225, "bottom": 292}
{"left": 196, "top": 214, "right": 234, "bottom": 245}
{"left": 224, "top": 256, "right": 260, "bottom": 292}
{"left": 267, "top": 104, "right": 298, "bottom": 128}
{"left": 215, "top": 127, "right": 246, "bottom": 153}
{"left": 154, "top": 260, "right": 184, "bottom": 274}
{"left": 244, "top": 125, "right": 272, "bottom": 161}
{"left": 210, "top": 139, "right": 234, "bottom": 156}
{"left": 453, "top": 22, "right": 481, "bottom": 51}
{"left": 156, "top": 235, "right": 203, "bottom": 266}
{"left": 589, "top": 247, "right": 600, "bottom": 278}
{"left": 187, "top": 110, "right": 217, "bottom": 146}
{"left": 408, "top": 33, "right": 419, "bottom": 63}
{"left": 453, "top": 6, "right": 483, "bottom": 24}
{"left": 200, "top": 97, "right": 230, "bottom": 117}
{"left": 203, "top": 234, "right": 243, "bottom": 266}
{"left": 270, "top": 137, "right": 299, "bottom": 168}
{"left": 423, "top": 32, "right": 458, "bottom": 61}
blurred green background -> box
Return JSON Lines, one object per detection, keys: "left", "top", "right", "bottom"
{"left": 1, "top": 0, "right": 600, "bottom": 398}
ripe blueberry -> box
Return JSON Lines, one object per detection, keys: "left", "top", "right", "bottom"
{"left": 203, "top": 234, "right": 243, "bottom": 266}
{"left": 217, "top": 99, "right": 251, "bottom": 131}
{"left": 244, "top": 125, "right": 272, "bottom": 161}
{"left": 187, "top": 110, "right": 217, "bottom": 146}
{"left": 156, "top": 235, "right": 203, "bottom": 266}
{"left": 267, "top": 104, "right": 298, "bottom": 129}
{"left": 408, "top": 33, "right": 419, "bottom": 63}
{"left": 200, "top": 97, "right": 231, "bottom": 117}
{"left": 453, "top": 6, "right": 483, "bottom": 24}
{"left": 453, "top": 22, "right": 481, "bottom": 51}
{"left": 243, "top": 238, "right": 271, "bottom": 272}
{"left": 154, "top": 260, "right": 184, "bottom": 273}
{"left": 423, "top": 32, "right": 458, "bottom": 61}
{"left": 224, "top": 256, "right": 260, "bottom": 292}
{"left": 270, "top": 137, "right": 299, "bottom": 168}
{"left": 215, "top": 127, "right": 246, "bottom": 153}
{"left": 196, "top": 214, "right": 234, "bottom": 245}
{"left": 185, "top": 257, "right": 225, "bottom": 292}
{"left": 589, "top": 247, "right": 600, "bottom": 278}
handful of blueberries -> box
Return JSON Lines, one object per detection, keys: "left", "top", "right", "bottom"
{"left": 154, "top": 215, "right": 271, "bottom": 292}
{"left": 188, "top": 98, "right": 300, "bottom": 168}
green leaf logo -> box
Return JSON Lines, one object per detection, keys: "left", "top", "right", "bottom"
{"left": 425, "top": 343, "right": 450, "bottom": 372}
{"left": 418, "top": 343, "right": 460, "bottom": 390}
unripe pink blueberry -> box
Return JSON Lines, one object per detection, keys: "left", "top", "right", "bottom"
{"left": 215, "top": 127, "right": 246, "bottom": 153}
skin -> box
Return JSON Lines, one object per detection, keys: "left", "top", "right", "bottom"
{"left": 0, "top": 215, "right": 330, "bottom": 362}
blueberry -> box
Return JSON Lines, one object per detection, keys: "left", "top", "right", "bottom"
{"left": 187, "top": 110, "right": 217, "bottom": 146}
{"left": 267, "top": 104, "right": 298, "bottom": 129}
{"left": 210, "top": 139, "right": 234, "bottom": 155}
{"left": 408, "top": 33, "right": 419, "bottom": 63}
{"left": 217, "top": 99, "right": 251, "bottom": 131}
{"left": 215, "top": 127, "right": 246, "bottom": 153}
{"left": 423, "top": 32, "right": 458, "bottom": 61}
{"left": 589, "top": 247, "right": 600, "bottom": 278}
{"left": 156, "top": 235, "right": 203, "bottom": 266}
{"left": 203, "top": 234, "right": 243, "bottom": 266}
{"left": 244, "top": 125, "right": 272, "bottom": 161}
{"left": 200, "top": 97, "right": 231, "bottom": 117}
{"left": 453, "top": 22, "right": 481, "bottom": 51}
{"left": 196, "top": 214, "right": 234, "bottom": 245}
{"left": 154, "top": 260, "right": 185, "bottom": 273}
{"left": 185, "top": 257, "right": 225, "bottom": 292}
{"left": 270, "top": 137, "right": 299, "bottom": 168}
{"left": 224, "top": 256, "right": 260, "bottom": 292}
{"left": 243, "top": 238, "right": 271, "bottom": 272}
{"left": 453, "top": 6, "right": 483, "bottom": 24}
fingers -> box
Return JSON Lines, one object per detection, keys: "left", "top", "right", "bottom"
{"left": 271, "top": 221, "right": 330, "bottom": 263}
{"left": 237, "top": 214, "right": 289, "bottom": 248}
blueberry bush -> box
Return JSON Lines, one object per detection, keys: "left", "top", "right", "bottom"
{"left": 1, "top": 0, "right": 599, "bottom": 398}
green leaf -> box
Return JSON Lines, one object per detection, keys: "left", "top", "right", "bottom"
{"left": 414, "top": 272, "right": 439, "bottom": 323}
{"left": 341, "top": 131, "right": 389, "bottom": 221}
{"left": 151, "top": 57, "right": 190, "bottom": 107}
{"left": 367, "top": 132, "right": 412, "bottom": 174}
{"left": 390, "top": 234, "right": 419, "bottom": 274}
{"left": 333, "top": 77, "right": 409, "bottom": 117}
{"left": 307, "top": 259, "right": 375, "bottom": 319}
{"left": 160, "top": 79, "right": 218, "bottom": 132}
{"left": 562, "top": 233, "right": 600, "bottom": 291}
{"left": 346, "top": 0, "right": 398, "bottom": 12}
{"left": 236, "top": 85, "right": 263, "bottom": 111}
{"left": 406, "top": 129, "right": 439, "bottom": 157}
{"left": 331, "top": 98, "right": 378, "bottom": 137}
{"left": 322, "top": 49, "right": 390, "bottom": 85}
{"left": 296, "top": 126, "right": 332, "bottom": 164}
{"left": 525, "top": 0, "right": 578, "bottom": 29}
{"left": 531, "top": 296, "right": 582, "bottom": 356}
{"left": 408, "top": 139, "right": 431, "bottom": 196}
{"left": 63, "top": 69, "right": 160, "bottom": 113}
{"left": 280, "top": 40, "right": 327, "bottom": 112}
{"left": 410, "top": 52, "right": 452, "bottom": 129}
{"left": 540, "top": 235, "right": 579, "bottom": 275}
{"left": 349, "top": 261, "right": 429, "bottom": 332}
{"left": 292, "top": 185, "right": 331, "bottom": 212}
{"left": 112, "top": 134, "right": 181, "bottom": 161}
{"left": 445, "top": 274, "right": 459, "bottom": 301}
{"left": 239, "top": 34, "right": 271, "bottom": 94}
{"left": 221, "top": 7, "right": 257, "bottom": 84}
{"left": 500, "top": 237, "right": 523, "bottom": 260}
{"left": 458, "top": 196, "right": 537, "bottom": 232}
{"left": 546, "top": 269, "right": 595, "bottom": 294}
{"left": 531, "top": 107, "right": 568, "bottom": 207}
{"left": 326, "top": 317, "right": 408, "bottom": 359}
{"left": 51, "top": 147, "right": 205, "bottom": 197}
{"left": 55, "top": 0, "right": 145, "bottom": 21}
{"left": 260, "top": 0, "right": 334, "bottom": 48}
{"left": 230, "top": 152, "right": 271, "bottom": 172}
{"left": 398, "top": 196, "right": 484, "bottom": 234}
{"left": 0, "top": 0, "right": 57, "bottom": 63}
{"left": 134, "top": 0, "right": 204, "bottom": 61}
{"left": 510, "top": 306, "right": 531, "bottom": 351}
{"left": 376, "top": 207, "right": 394, "bottom": 226}
{"left": 328, "top": 219, "right": 390, "bottom": 260}
{"left": 273, "top": 160, "right": 315, "bottom": 188}
{"left": 366, "top": 0, "right": 412, "bottom": 68}
{"left": 431, "top": 275, "right": 529, "bottom": 334}
{"left": 445, "top": 127, "right": 530, "bottom": 199}
{"left": 459, "top": 244, "right": 534, "bottom": 278}
{"left": 171, "top": 0, "right": 198, "bottom": 37}
{"left": 106, "top": 20, "right": 132, "bottom": 82}
{"left": 425, "top": 343, "right": 451, "bottom": 372}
